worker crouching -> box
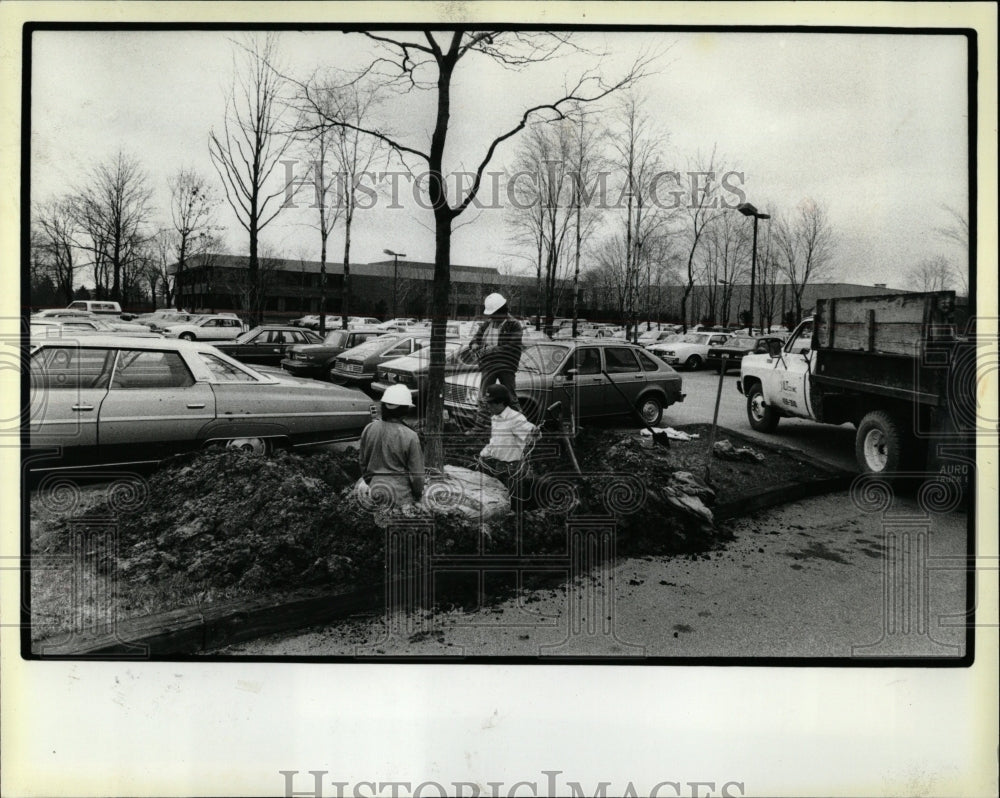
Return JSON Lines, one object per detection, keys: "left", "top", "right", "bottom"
{"left": 359, "top": 383, "right": 425, "bottom": 510}
{"left": 473, "top": 384, "right": 538, "bottom": 509}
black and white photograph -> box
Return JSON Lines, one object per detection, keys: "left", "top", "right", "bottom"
{"left": 2, "top": 2, "right": 996, "bottom": 797}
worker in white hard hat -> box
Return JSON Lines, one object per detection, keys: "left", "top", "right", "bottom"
{"left": 470, "top": 291, "right": 524, "bottom": 427}
{"left": 358, "top": 383, "right": 425, "bottom": 507}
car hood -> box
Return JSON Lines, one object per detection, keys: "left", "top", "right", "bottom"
{"left": 287, "top": 343, "right": 342, "bottom": 355}
{"left": 445, "top": 369, "right": 549, "bottom": 391}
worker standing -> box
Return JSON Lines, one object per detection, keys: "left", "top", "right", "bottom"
{"left": 470, "top": 292, "right": 524, "bottom": 427}
{"left": 359, "top": 384, "right": 425, "bottom": 508}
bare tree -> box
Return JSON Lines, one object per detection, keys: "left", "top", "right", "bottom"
{"left": 315, "top": 31, "right": 652, "bottom": 467}
{"left": 288, "top": 74, "right": 385, "bottom": 332}
{"left": 754, "top": 220, "right": 781, "bottom": 332}
{"left": 209, "top": 33, "right": 293, "bottom": 326}
{"left": 677, "top": 148, "right": 727, "bottom": 332}
{"left": 72, "top": 151, "right": 152, "bottom": 303}
{"left": 701, "top": 207, "right": 750, "bottom": 326}
{"left": 32, "top": 198, "right": 78, "bottom": 303}
{"left": 905, "top": 255, "right": 954, "bottom": 292}
{"left": 936, "top": 204, "right": 969, "bottom": 296}
{"left": 608, "top": 94, "right": 676, "bottom": 340}
{"left": 169, "top": 168, "right": 217, "bottom": 310}
{"left": 774, "top": 198, "right": 836, "bottom": 325}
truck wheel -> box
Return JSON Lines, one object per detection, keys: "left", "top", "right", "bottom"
{"left": 685, "top": 354, "right": 703, "bottom": 370}
{"left": 855, "top": 410, "right": 906, "bottom": 475}
{"left": 746, "top": 384, "right": 779, "bottom": 432}
{"left": 638, "top": 395, "right": 663, "bottom": 426}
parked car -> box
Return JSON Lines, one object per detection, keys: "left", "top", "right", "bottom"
{"left": 706, "top": 333, "right": 787, "bottom": 374}
{"left": 213, "top": 326, "right": 324, "bottom": 366}
{"left": 647, "top": 331, "right": 731, "bottom": 370}
{"left": 161, "top": 315, "right": 247, "bottom": 341}
{"left": 280, "top": 327, "right": 388, "bottom": 379}
{"left": 66, "top": 300, "right": 123, "bottom": 316}
{"left": 290, "top": 314, "right": 342, "bottom": 330}
{"left": 370, "top": 340, "right": 477, "bottom": 408}
{"left": 444, "top": 340, "right": 685, "bottom": 426}
{"left": 347, "top": 316, "right": 381, "bottom": 328}
{"left": 27, "top": 336, "right": 377, "bottom": 470}
{"left": 637, "top": 329, "right": 681, "bottom": 348}
{"left": 32, "top": 316, "right": 163, "bottom": 337}
{"left": 133, "top": 310, "right": 201, "bottom": 329}
{"left": 330, "top": 330, "right": 437, "bottom": 389}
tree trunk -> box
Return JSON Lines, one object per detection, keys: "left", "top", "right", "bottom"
{"left": 424, "top": 211, "right": 452, "bottom": 471}
{"left": 341, "top": 214, "right": 352, "bottom": 329}
{"left": 319, "top": 233, "right": 328, "bottom": 334}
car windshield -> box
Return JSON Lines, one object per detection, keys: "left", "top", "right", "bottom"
{"left": 344, "top": 335, "right": 404, "bottom": 358}
{"left": 679, "top": 334, "right": 710, "bottom": 344}
{"left": 407, "top": 341, "right": 461, "bottom": 361}
{"left": 323, "top": 331, "right": 348, "bottom": 346}
{"left": 233, "top": 329, "right": 261, "bottom": 343}
{"left": 520, "top": 344, "right": 570, "bottom": 374}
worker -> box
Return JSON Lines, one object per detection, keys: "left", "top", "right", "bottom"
{"left": 470, "top": 292, "right": 524, "bottom": 427}
{"left": 358, "top": 383, "right": 425, "bottom": 508}
{"left": 474, "top": 384, "right": 537, "bottom": 501}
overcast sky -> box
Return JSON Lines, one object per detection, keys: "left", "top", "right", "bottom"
{"left": 30, "top": 29, "right": 970, "bottom": 290}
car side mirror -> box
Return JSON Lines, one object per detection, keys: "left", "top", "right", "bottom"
{"left": 564, "top": 368, "right": 578, "bottom": 380}
{"left": 767, "top": 340, "right": 783, "bottom": 358}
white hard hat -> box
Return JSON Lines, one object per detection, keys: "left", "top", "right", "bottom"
{"left": 483, "top": 292, "right": 506, "bottom": 315}
{"left": 381, "top": 383, "right": 414, "bottom": 408}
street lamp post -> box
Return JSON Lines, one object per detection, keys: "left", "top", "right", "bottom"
{"left": 736, "top": 202, "right": 770, "bottom": 334}
{"left": 383, "top": 248, "right": 406, "bottom": 320}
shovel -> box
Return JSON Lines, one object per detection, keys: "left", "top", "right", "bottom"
{"left": 600, "top": 369, "right": 671, "bottom": 448}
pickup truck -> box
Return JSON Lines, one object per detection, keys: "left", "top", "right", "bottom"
{"left": 736, "top": 291, "right": 973, "bottom": 478}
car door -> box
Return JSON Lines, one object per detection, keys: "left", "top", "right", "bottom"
{"left": 600, "top": 346, "right": 646, "bottom": 415}
{"left": 553, "top": 346, "right": 604, "bottom": 418}
{"left": 29, "top": 344, "right": 114, "bottom": 453}
{"left": 773, "top": 321, "right": 814, "bottom": 419}
{"left": 97, "top": 348, "right": 216, "bottom": 459}
{"left": 243, "top": 330, "right": 285, "bottom": 365}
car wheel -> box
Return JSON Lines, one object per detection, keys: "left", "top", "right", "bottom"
{"left": 685, "top": 354, "right": 702, "bottom": 370}
{"left": 855, "top": 410, "right": 907, "bottom": 475}
{"left": 179, "top": 332, "right": 195, "bottom": 341}
{"left": 225, "top": 437, "right": 272, "bottom": 455}
{"left": 746, "top": 383, "right": 779, "bottom": 432}
{"left": 638, "top": 394, "right": 663, "bottom": 426}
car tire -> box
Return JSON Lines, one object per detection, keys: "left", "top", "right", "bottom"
{"left": 638, "top": 394, "right": 663, "bottom": 426}
{"left": 179, "top": 332, "right": 195, "bottom": 341}
{"left": 225, "top": 437, "right": 273, "bottom": 455}
{"left": 685, "top": 354, "right": 702, "bottom": 370}
{"left": 855, "top": 410, "right": 907, "bottom": 476}
{"left": 746, "top": 383, "right": 780, "bottom": 432}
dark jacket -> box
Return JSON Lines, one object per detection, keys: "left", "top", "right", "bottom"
{"left": 471, "top": 315, "right": 524, "bottom": 372}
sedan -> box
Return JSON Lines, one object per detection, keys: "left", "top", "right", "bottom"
{"left": 370, "top": 340, "right": 475, "bottom": 410}
{"left": 213, "top": 326, "right": 323, "bottom": 366}
{"left": 280, "top": 327, "right": 387, "bottom": 379}
{"left": 647, "top": 331, "right": 731, "bottom": 370}
{"left": 31, "top": 318, "right": 164, "bottom": 338}
{"left": 706, "top": 333, "right": 787, "bottom": 374}
{"left": 329, "top": 331, "right": 437, "bottom": 389}
{"left": 27, "top": 335, "right": 377, "bottom": 470}
{"left": 161, "top": 315, "right": 247, "bottom": 341}
{"left": 444, "top": 340, "right": 684, "bottom": 426}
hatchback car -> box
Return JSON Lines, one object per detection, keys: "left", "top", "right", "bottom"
{"left": 213, "top": 326, "right": 323, "bottom": 366}
{"left": 706, "top": 333, "right": 787, "bottom": 374}
{"left": 444, "top": 340, "right": 684, "bottom": 426}
{"left": 280, "top": 327, "right": 387, "bottom": 379}
{"left": 27, "top": 335, "right": 377, "bottom": 470}
{"left": 648, "top": 331, "right": 731, "bottom": 370}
